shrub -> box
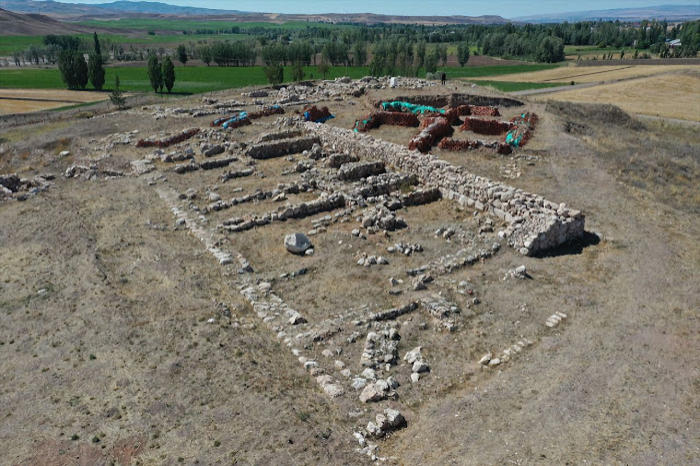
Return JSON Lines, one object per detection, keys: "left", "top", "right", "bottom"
{"left": 109, "top": 75, "right": 126, "bottom": 109}
{"left": 263, "top": 64, "right": 284, "bottom": 85}
{"left": 291, "top": 61, "right": 304, "bottom": 82}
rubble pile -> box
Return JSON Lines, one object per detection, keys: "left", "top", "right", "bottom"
{"left": 0, "top": 173, "right": 52, "bottom": 201}
{"left": 360, "top": 327, "right": 401, "bottom": 367}
{"left": 359, "top": 205, "right": 407, "bottom": 231}
{"left": 365, "top": 409, "right": 407, "bottom": 438}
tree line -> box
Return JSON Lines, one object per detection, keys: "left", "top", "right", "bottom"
{"left": 52, "top": 32, "right": 177, "bottom": 94}
{"left": 8, "top": 19, "right": 697, "bottom": 71}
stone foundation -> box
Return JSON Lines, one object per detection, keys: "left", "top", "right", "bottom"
{"left": 301, "top": 122, "right": 585, "bottom": 255}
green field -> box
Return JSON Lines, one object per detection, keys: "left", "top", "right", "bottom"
{"left": 0, "top": 63, "right": 574, "bottom": 96}
{"left": 0, "top": 64, "right": 566, "bottom": 94}
{"left": 564, "top": 44, "right": 641, "bottom": 56}
{"left": 465, "top": 80, "right": 567, "bottom": 92}
{"left": 0, "top": 36, "right": 46, "bottom": 55}
{"left": 440, "top": 63, "right": 561, "bottom": 79}
{"left": 0, "top": 65, "right": 371, "bottom": 94}
{"left": 77, "top": 18, "right": 351, "bottom": 31}
{"left": 0, "top": 33, "right": 249, "bottom": 55}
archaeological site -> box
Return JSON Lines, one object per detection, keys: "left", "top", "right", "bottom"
{"left": 1, "top": 74, "right": 698, "bottom": 465}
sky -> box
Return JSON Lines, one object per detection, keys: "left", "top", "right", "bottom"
{"left": 55, "top": 1, "right": 700, "bottom": 17}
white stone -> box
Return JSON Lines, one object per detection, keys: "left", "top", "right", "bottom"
{"left": 322, "top": 383, "right": 344, "bottom": 398}
{"left": 384, "top": 408, "right": 406, "bottom": 428}
{"left": 284, "top": 233, "right": 312, "bottom": 254}
{"left": 412, "top": 360, "right": 430, "bottom": 374}
{"left": 403, "top": 346, "right": 423, "bottom": 364}
{"left": 361, "top": 368, "right": 377, "bottom": 380}
{"left": 351, "top": 378, "right": 367, "bottom": 390}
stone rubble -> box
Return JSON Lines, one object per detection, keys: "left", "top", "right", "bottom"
{"left": 546, "top": 311, "right": 568, "bottom": 328}
{"left": 360, "top": 327, "right": 401, "bottom": 368}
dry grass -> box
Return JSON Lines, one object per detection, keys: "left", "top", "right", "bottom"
{"left": 533, "top": 72, "right": 700, "bottom": 121}
{"left": 478, "top": 64, "right": 699, "bottom": 84}
{"left": 0, "top": 88, "right": 107, "bottom": 115}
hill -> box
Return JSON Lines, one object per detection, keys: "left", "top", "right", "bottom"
{"left": 0, "top": 0, "right": 509, "bottom": 24}
{"left": 96, "top": 1, "right": 248, "bottom": 16}
{"left": 516, "top": 4, "right": 700, "bottom": 23}
{"left": 0, "top": 0, "right": 111, "bottom": 17}
{"left": 0, "top": 6, "right": 96, "bottom": 34}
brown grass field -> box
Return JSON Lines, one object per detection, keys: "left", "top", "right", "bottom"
{"left": 532, "top": 72, "right": 700, "bottom": 121}
{"left": 477, "top": 64, "right": 700, "bottom": 84}
{"left": 0, "top": 89, "right": 107, "bottom": 115}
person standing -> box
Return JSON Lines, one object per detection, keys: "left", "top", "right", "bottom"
{"left": 441, "top": 71, "right": 446, "bottom": 85}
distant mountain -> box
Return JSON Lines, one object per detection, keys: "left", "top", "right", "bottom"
{"left": 0, "top": 0, "right": 110, "bottom": 16}
{"left": 515, "top": 5, "right": 700, "bottom": 23}
{"left": 97, "top": 1, "right": 247, "bottom": 16}
{"left": 0, "top": 0, "right": 247, "bottom": 17}
{"left": 0, "top": 0, "right": 509, "bottom": 24}
{"left": 0, "top": 7, "right": 100, "bottom": 34}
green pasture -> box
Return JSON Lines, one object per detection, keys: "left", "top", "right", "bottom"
{"left": 0, "top": 65, "right": 370, "bottom": 94}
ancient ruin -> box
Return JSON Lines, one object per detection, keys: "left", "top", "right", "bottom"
{"left": 1, "top": 76, "right": 597, "bottom": 462}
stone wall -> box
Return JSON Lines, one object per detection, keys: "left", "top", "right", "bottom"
{"left": 338, "top": 161, "right": 386, "bottom": 181}
{"left": 301, "top": 122, "right": 585, "bottom": 256}
{"left": 246, "top": 135, "right": 321, "bottom": 159}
